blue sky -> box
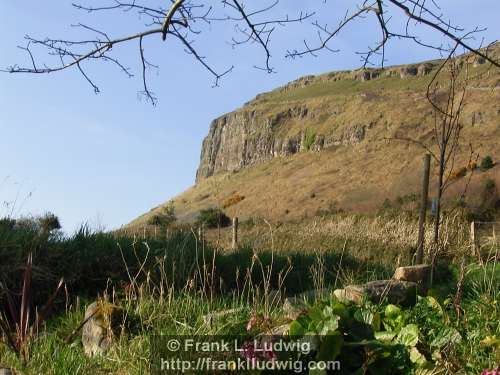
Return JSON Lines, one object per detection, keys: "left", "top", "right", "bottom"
{"left": 0, "top": 1, "right": 499, "bottom": 233}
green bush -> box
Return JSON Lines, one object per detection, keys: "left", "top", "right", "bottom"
{"left": 480, "top": 155, "right": 494, "bottom": 170}
{"left": 147, "top": 201, "right": 176, "bottom": 227}
{"left": 196, "top": 207, "right": 231, "bottom": 228}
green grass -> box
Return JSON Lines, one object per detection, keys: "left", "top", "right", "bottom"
{"left": 1, "top": 215, "right": 499, "bottom": 374}
{"left": 259, "top": 75, "right": 432, "bottom": 104}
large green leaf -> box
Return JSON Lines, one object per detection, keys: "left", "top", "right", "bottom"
{"left": 429, "top": 327, "right": 461, "bottom": 349}
{"left": 385, "top": 304, "right": 402, "bottom": 319}
{"left": 289, "top": 320, "right": 305, "bottom": 337}
{"left": 317, "top": 332, "right": 344, "bottom": 361}
{"left": 319, "top": 316, "right": 340, "bottom": 335}
{"left": 410, "top": 347, "right": 427, "bottom": 367}
{"left": 396, "top": 324, "right": 419, "bottom": 347}
{"left": 374, "top": 331, "right": 397, "bottom": 342}
{"left": 330, "top": 302, "right": 349, "bottom": 321}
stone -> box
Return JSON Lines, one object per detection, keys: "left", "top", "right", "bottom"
{"left": 393, "top": 265, "right": 431, "bottom": 283}
{"left": 344, "top": 280, "right": 418, "bottom": 306}
{"left": 202, "top": 307, "right": 244, "bottom": 326}
{"left": 333, "top": 288, "right": 356, "bottom": 304}
{"left": 0, "top": 369, "right": 14, "bottom": 375}
{"left": 340, "top": 280, "right": 417, "bottom": 306}
{"left": 283, "top": 297, "right": 308, "bottom": 320}
{"left": 82, "top": 301, "right": 120, "bottom": 357}
{"left": 473, "top": 56, "right": 486, "bottom": 67}
{"left": 283, "top": 289, "right": 331, "bottom": 320}
{"left": 417, "top": 63, "right": 434, "bottom": 76}
{"left": 399, "top": 65, "right": 418, "bottom": 78}
{"left": 393, "top": 264, "right": 431, "bottom": 293}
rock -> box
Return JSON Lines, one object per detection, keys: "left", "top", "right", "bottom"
{"left": 283, "top": 297, "right": 308, "bottom": 320}
{"left": 393, "top": 265, "right": 430, "bottom": 283}
{"left": 474, "top": 56, "right": 486, "bottom": 67}
{"left": 393, "top": 264, "right": 431, "bottom": 293}
{"left": 344, "top": 280, "right": 418, "bottom": 306}
{"left": 399, "top": 65, "right": 418, "bottom": 78}
{"left": 202, "top": 307, "right": 245, "bottom": 326}
{"left": 195, "top": 109, "right": 369, "bottom": 181}
{"left": 333, "top": 288, "right": 354, "bottom": 304}
{"left": 354, "top": 69, "right": 381, "bottom": 81}
{"left": 283, "top": 289, "right": 331, "bottom": 320}
{"left": 82, "top": 301, "right": 120, "bottom": 357}
{"left": 417, "top": 63, "right": 434, "bottom": 76}
{"left": 0, "top": 369, "right": 14, "bottom": 375}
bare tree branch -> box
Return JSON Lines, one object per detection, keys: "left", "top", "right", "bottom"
{"left": 162, "top": 0, "right": 186, "bottom": 41}
{"left": 3, "top": 1, "right": 498, "bottom": 104}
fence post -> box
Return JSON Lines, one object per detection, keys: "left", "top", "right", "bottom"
{"left": 470, "top": 221, "right": 477, "bottom": 256}
{"left": 232, "top": 217, "right": 239, "bottom": 250}
{"left": 416, "top": 154, "right": 431, "bottom": 264}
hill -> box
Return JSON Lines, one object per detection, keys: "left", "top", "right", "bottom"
{"left": 129, "top": 45, "right": 500, "bottom": 228}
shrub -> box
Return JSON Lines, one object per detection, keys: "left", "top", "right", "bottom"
{"left": 381, "top": 198, "right": 392, "bottom": 210}
{"left": 147, "top": 201, "right": 176, "bottom": 227}
{"left": 480, "top": 155, "right": 494, "bottom": 170}
{"left": 196, "top": 208, "right": 231, "bottom": 228}
{"left": 451, "top": 167, "right": 467, "bottom": 180}
{"left": 467, "top": 161, "right": 478, "bottom": 170}
{"left": 222, "top": 194, "right": 245, "bottom": 209}
{"left": 484, "top": 178, "right": 496, "bottom": 194}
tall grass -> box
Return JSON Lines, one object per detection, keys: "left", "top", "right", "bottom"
{"left": 1, "top": 212, "right": 497, "bottom": 374}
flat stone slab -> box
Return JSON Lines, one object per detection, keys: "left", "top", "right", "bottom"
{"left": 343, "top": 280, "right": 418, "bottom": 306}
{"left": 393, "top": 264, "right": 430, "bottom": 283}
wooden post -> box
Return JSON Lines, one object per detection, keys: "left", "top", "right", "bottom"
{"left": 232, "top": 217, "right": 239, "bottom": 250}
{"left": 416, "top": 154, "right": 431, "bottom": 264}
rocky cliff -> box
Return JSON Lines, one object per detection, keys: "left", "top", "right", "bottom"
{"left": 196, "top": 106, "right": 369, "bottom": 182}
{"left": 129, "top": 45, "right": 500, "bottom": 226}
{"left": 195, "top": 47, "right": 498, "bottom": 183}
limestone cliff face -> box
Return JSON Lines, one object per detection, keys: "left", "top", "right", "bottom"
{"left": 195, "top": 107, "right": 368, "bottom": 182}
{"left": 195, "top": 45, "right": 498, "bottom": 183}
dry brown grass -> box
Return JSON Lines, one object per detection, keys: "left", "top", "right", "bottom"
{"left": 128, "top": 55, "right": 500, "bottom": 230}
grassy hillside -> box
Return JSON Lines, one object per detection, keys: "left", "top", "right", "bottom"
{"left": 129, "top": 48, "right": 500, "bottom": 229}
{"left": 132, "top": 60, "right": 500, "bottom": 226}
